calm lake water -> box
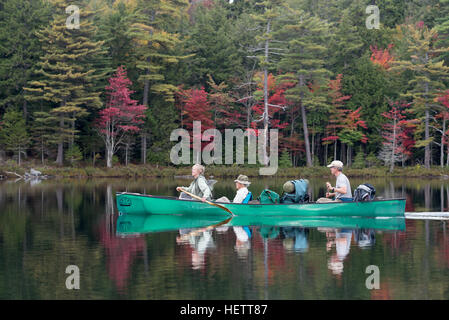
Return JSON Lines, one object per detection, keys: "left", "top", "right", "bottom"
{"left": 0, "top": 176, "right": 448, "bottom": 299}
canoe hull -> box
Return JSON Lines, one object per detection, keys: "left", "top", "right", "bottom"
{"left": 116, "top": 192, "right": 406, "bottom": 217}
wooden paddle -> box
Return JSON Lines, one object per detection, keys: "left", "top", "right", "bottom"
{"left": 180, "top": 216, "right": 233, "bottom": 239}
{"left": 178, "top": 188, "right": 234, "bottom": 216}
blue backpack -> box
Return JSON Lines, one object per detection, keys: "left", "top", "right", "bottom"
{"left": 242, "top": 192, "right": 253, "bottom": 204}
{"left": 280, "top": 179, "right": 309, "bottom": 204}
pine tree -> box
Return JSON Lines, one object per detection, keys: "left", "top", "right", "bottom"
{"left": 127, "top": 0, "right": 189, "bottom": 164}
{"left": 0, "top": 0, "right": 52, "bottom": 117}
{"left": 128, "top": 0, "right": 189, "bottom": 104}
{"left": 96, "top": 0, "right": 135, "bottom": 71}
{"left": 180, "top": 1, "right": 244, "bottom": 87}
{"left": 24, "top": 0, "right": 106, "bottom": 165}
{"left": 30, "top": 111, "right": 58, "bottom": 164}
{"left": 277, "top": 8, "right": 331, "bottom": 167}
{"left": 328, "top": 7, "right": 364, "bottom": 73}
{"left": 0, "top": 109, "right": 28, "bottom": 165}
{"left": 248, "top": 0, "right": 289, "bottom": 166}
{"left": 390, "top": 22, "right": 449, "bottom": 168}
{"left": 434, "top": 0, "right": 449, "bottom": 64}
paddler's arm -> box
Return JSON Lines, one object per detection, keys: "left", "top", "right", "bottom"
{"left": 176, "top": 182, "right": 194, "bottom": 193}
{"left": 326, "top": 182, "right": 346, "bottom": 195}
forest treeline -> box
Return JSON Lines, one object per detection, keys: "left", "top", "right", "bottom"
{"left": 1, "top": 0, "right": 449, "bottom": 170}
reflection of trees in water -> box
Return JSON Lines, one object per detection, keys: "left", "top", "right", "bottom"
{"left": 1, "top": 180, "right": 449, "bottom": 299}
{"left": 100, "top": 184, "right": 145, "bottom": 293}
{"left": 425, "top": 183, "right": 431, "bottom": 210}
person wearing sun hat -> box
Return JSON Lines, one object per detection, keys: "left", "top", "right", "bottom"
{"left": 232, "top": 174, "right": 252, "bottom": 203}
{"left": 325, "top": 160, "right": 352, "bottom": 202}
{"left": 214, "top": 174, "right": 253, "bottom": 204}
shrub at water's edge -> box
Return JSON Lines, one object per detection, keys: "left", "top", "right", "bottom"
{"left": 2, "top": 163, "right": 449, "bottom": 179}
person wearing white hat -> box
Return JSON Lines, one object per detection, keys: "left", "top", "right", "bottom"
{"left": 325, "top": 160, "right": 352, "bottom": 202}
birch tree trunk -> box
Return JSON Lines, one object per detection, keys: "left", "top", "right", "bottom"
{"left": 390, "top": 117, "right": 397, "bottom": 173}
{"left": 262, "top": 20, "right": 271, "bottom": 166}
{"left": 299, "top": 74, "right": 312, "bottom": 167}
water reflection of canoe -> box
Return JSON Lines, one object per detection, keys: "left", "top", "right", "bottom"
{"left": 116, "top": 192, "right": 406, "bottom": 217}
{"left": 116, "top": 213, "right": 405, "bottom": 236}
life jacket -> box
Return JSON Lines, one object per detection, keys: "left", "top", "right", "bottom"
{"left": 258, "top": 189, "right": 280, "bottom": 204}
{"left": 280, "top": 179, "right": 309, "bottom": 204}
{"left": 242, "top": 191, "right": 253, "bottom": 204}
{"left": 353, "top": 183, "right": 376, "bottom": 202}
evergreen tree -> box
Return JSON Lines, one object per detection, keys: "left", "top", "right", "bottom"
{"left": 180, "top": 1, "right": 244, "bottom": 87}
{"left": 24, "top": 0, "right": 106, "bottom": 165}
{"left": 277, "top": 8, "right": 331, "bottom": 167}
{"left": 96, "top": 0, "right": 135, "bottom": 72}
{"left": 390, "top": 22, "right": 449, "bottom": 168}
{"left": 0, "top": 109, "right": 28, "bottom": 165}
{"left": 249, "top": 0, "right": 289, "bottom": 166}
{"left": 434, "top": 0, "right": 449, "bottom": 64}
{"left": 30, "top": 111, "right": 58, "bottom": 164}
{"left": 328, "top": 6, "right": 364, "bottom": 74}
{"left": 0, "top": 0, "right": 52, "bottom": 118}
{"left": 128, "top": 0, "right": 189, "bottom": 104}
{"left": 127, "top": 0, "right": 189, "bottom": 163}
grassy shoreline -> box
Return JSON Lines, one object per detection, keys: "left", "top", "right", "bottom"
{"left": 2, "top": 163, "right": 449, "bottom": 179}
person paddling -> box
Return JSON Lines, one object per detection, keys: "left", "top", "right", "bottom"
{"left": 176, "top": 164, "right": 212, "bottom": 202}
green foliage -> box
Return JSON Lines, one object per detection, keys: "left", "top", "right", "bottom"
{"left": 390, "top": 23, "right": 449, "bottom": 167}
{"left": 278, "top": 151, "right": 292, "bottom": 168}
{"left": 342, "top": 54, "right": 394, "bottom": 153}
{"left": 352, "top": 150, "right": 366, "bottom": 169}
{"left": 180, "top": 2, "right": 245, "bottom": 87}
{"left": 0, "top": 0, "right": 448, "bottom": 169}
{"left": 366, "top": 152, "right": 381, "bottom": 168}
{"left": 65, "top": 144, "right": 83, "bottom": 166}
{"left": 128, "top": 0, "right": 190, "bottom": 103}
{"left": 23, "top": 0, "right": 106, "bottom": 164}
{"left": 0, "top": 0, "right": 52, "bottom": 114}
{"left": 0, "top": 109, "right": 28, "bottom": 165}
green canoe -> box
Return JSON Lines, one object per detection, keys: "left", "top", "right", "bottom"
{"left": 116, "top": 213, "right": 405, "bottom": 236}
{"left": 116, "top": 192, "right": 406, "bottom": 217}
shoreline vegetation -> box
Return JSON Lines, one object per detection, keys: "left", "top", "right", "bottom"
{"left": 2, "top": 163, "right": 449, "bottom": 179}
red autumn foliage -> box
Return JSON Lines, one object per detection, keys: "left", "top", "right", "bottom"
{"left": 370, "top": 44, "right": 394, "bottom": 69}
{"left": 251, "top": 73, "right": 292, "bottom": 131}
{"left": 438, "top": 90, "right": 449, "bottom": 147}
{"left": 250, "top": 73, "right": 297, "bottom": 152}
{"left": 177, "top": 87, "right": 214, "bottom": 131}
{"left": 176, "top": 87, "right": 215, "bottom": 153}
{"left": 381, "top": 101, "right": 417, "bottom": 160}
{"left": 323, "top": 74, "right": 367, "bottom": 144}
{"left": 98, "top": 215, "right": 145, "bottom": 293}
{"left": 96, "top": 66, "right": 147, "bottom": 138}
